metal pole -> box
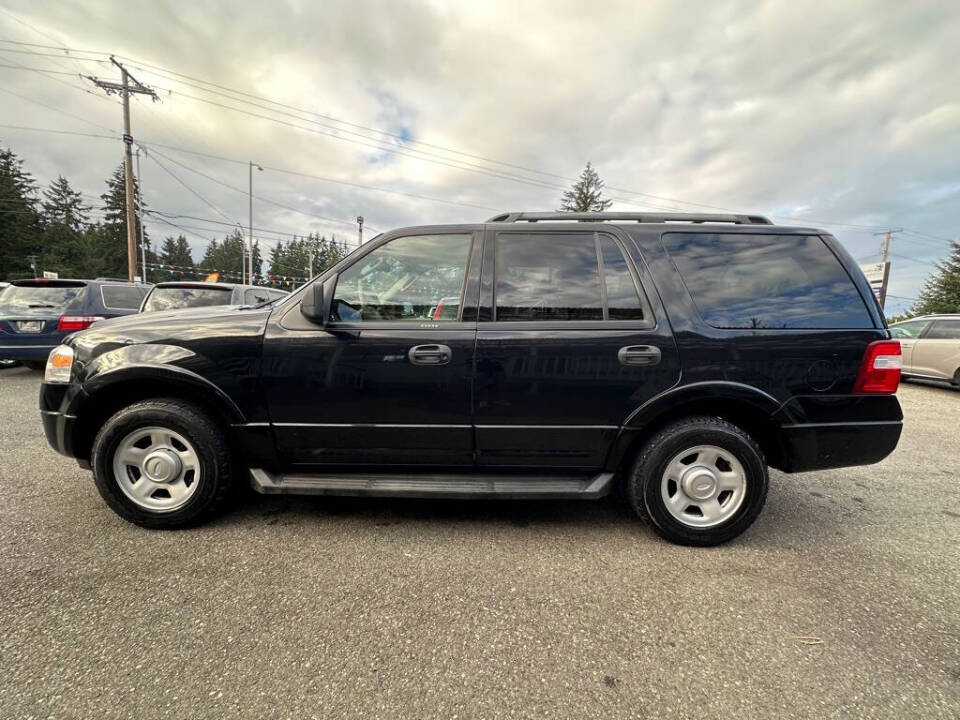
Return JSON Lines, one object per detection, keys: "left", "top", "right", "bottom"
{"left": 135, "top": 148, "right": 147, "bottom": 283}
{"left": 308, "top": 249, "right": 314, "bottom": 279}
{"left": 121, "top": 69, "right": 138, "bottom": 282}
{"left": 248, "top": 161, "right": 253, "bottom": 284}
{"left": 357, "top": 215, "right": 364, "bottom": 247}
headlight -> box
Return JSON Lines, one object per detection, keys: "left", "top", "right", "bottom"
{"left": 44, "top": 345, "right": 75, "bottom": 384}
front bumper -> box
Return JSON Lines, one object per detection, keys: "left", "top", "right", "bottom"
{"left": 41, "top": 408, "right": 80, "bottom": 460}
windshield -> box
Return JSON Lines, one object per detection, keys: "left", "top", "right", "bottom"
{"left": 0, "top": 284, "right": 86, "bottom": 313}
{"left": 142, "top": 286, "right": 233, "bottom": 312}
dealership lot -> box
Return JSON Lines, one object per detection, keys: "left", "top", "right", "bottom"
{"left": 0, "top": 366, "right": 957, "bottom": 719}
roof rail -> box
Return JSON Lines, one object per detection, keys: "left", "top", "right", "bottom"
{"left": 486, "top": 211, "right": 773, "bottom": 225}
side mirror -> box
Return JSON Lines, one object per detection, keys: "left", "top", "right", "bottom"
{"left": 300, "top": 279, "right": 330, "bottom": 325}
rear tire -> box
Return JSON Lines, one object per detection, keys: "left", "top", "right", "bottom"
{"left": 22, "top": 360, "right": 45, "bottom": 371}
{"left": 627, "top": 416, "right": 768, "bottom": 546}
{"left": 91, "top": 399, "right": 234, "bottom": 528}
{"left": 952, "top": 368, "right": 960, "bottom": 388}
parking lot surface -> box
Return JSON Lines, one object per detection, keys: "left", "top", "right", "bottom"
{"left": 0, "top": 365, "right": 957, "bottom": 719}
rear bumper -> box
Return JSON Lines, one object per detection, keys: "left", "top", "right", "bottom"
{"left": 0, "top": 343, "right": 58, "bottom": 361}
{"left": 772, "top": 394, "right": 903, "bottom": 472}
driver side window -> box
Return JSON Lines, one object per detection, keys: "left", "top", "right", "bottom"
{"left": 330, "top": 234, "right": 472, "bottom": 322}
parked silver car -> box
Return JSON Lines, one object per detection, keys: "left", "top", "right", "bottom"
{"left": 889, "top": 314, "right": 960, "bottom": 386}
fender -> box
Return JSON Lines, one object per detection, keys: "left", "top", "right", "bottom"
{"left": 604, "top": 381, "right": 784, "bottom": 471}
{"left": 69, "top": 343, "right": 246, "bottom": 424}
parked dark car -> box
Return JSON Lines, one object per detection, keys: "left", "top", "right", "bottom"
{"left": 39, "top": 212, "right": 903, "bottom": 545}
{"left": 139, "top": 281, "right": 288, "bottom": 312}
{"left": 1, "top": 278, "right": 148, "bottom": 369}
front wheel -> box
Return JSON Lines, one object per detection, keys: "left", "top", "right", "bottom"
{"left": 91, "top": 399, "right": 234, "bottom": 528}
{"left": 627, "top": 417, "right": 768, "bottom": 546}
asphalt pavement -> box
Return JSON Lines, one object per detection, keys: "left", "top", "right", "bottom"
{"left": 0, "top": 365, "right": 957, "bottom": 719}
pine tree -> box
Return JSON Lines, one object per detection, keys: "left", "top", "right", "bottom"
{"left": 558, "top": 162, "right": 612, "bottom": 212}
{"left": 38, "top": 176, "right": 91, "bottom": 278}
{"left": 98, "top": 164, "right": 147, "bottom": 279}
{"left": 911, "top": 241, "right": 960, "bottom": 315}
{"left": 0, "top": 146, "right": 41, "bottom": 280}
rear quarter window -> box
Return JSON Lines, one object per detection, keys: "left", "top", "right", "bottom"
{"left": 100, "top": 285, "right": 146, "bottom": 310}
{"left": 662, "top": 233, "right": 873, "bottom": 329}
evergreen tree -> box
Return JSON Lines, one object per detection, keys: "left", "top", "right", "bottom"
{"left": 0, "top": 146, "right": 40, "bottom": 280}
{"left": 98, "top": 164, "right": 147, "bottom": 279}
{"left": 38, "top": 176, "right": 90, "bottom": 278}
{"left": 157, "top": 235, "right": 195, "bottom": 280}
{"left": 558, "top": 162, "right": 612, "bottom": 212}
{"left": 911, "top": 241, "right": 960, "bottom": 315}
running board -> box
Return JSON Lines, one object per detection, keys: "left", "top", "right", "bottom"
{"left": 249, "top": 469, "right": 614, "bottom": 499}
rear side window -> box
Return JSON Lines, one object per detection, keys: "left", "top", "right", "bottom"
{"left": 925, "top": 319, "right": 960, "bottom": 339}
{"left": 142, "top": 286, "right": 233, "bottom": 312}
{"left": 244, "top": 288, "right": 271, "bottom": 305}
{"left": 890, "top": 319, "right": 931, "bottom": 338}
{"left": 101, "top": 285, "right": 145, "bottom": 310}
{"left": 494, "top": 233, "right": 649, "bottom": 322}
{"left": 662, "top": 233, "right": 872, "bottom": 329}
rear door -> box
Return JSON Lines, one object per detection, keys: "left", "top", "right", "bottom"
{"left": 911, "top": 319, "right": 960, "bottom": 380}
{"left": 473, "top": 227, "right": 680, "bottom": 470}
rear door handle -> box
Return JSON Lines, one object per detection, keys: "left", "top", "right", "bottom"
{"left": 409, "top": 344, "right": 452, "bottom": 366}
{"left": 618, "top": 345, "right": 661, "bottom": 366}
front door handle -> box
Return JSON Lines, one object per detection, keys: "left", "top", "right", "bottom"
{"left": 409, "top": 344, "right": 452, "bottom": 366}
{"left": 618, "top": 345, "right": 661, "bottom": 366}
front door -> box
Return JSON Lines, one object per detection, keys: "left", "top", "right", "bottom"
{"left": 262, "top": 230, "right": 481, "bottom": 467}
{"left": 473, "top": 228, "right": 680, "bottom": 470}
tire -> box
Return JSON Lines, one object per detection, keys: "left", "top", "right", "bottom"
{"left": 91, "top": 399, "right": 234, "bottom": 529}
{"left": 22, "top": 360, "right": 45, "bottom": 371}
{"left": 627, "top": 416, "right": 768, "bottom": 546}
{"left": 952, "top": 368, "right": 960, "bottom": 388}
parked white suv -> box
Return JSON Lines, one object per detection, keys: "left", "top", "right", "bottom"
{"left": 889, "top": 314, "right": 960, "bottom": 387}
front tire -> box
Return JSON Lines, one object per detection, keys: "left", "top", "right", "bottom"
{"left": 627, "top": 417, "right": 768, "bottom": 546}
{"left": 91, "top": 399, "right": 233, "bottom": 528}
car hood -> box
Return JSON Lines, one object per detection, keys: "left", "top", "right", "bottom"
{"left": 68, "top": 304, "right": 271, "bottom": 364}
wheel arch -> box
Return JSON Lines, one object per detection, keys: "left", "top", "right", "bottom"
{"left": 69, "top": 366, "right": 245, "bottom": 462}
{"left": 608, "top": 382, "right": 787, "bottom": 474}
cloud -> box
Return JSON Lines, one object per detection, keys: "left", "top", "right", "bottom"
{"left": 0, "top": 0, "right": 956, "bottom": 308}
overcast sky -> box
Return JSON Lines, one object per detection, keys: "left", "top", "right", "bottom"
{"left": 1, "top": 0, "right": 957, "bottom": 312}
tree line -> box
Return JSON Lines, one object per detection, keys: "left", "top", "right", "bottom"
{"left": 0, "top": 144, "right": 346, "bottom": 286}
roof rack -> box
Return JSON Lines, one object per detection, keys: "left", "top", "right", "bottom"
{"left": 486, "top": 211, "right": 773, "bottom": 225}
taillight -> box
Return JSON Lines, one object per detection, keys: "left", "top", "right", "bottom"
{"left": 57, "top": 315, "right": 105, "bottom": 331}
{"left": 853, "top": 340, "right": 902, "bottom": 394}
{"left": 432, "top": 299, "right": 445, "bottom": 320}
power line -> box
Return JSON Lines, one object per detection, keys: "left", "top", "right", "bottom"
{"left": 142, "top": 147, "right": 239, "bottom": 226}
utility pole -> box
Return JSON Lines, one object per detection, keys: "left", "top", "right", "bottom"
{"left": 873, "top": 229, "right": 901, "bottom": 309}
{"left": 357, "top": 215, "right": 364, "bottom": 247}
{"left": 135, "top": 147, "right": 147, "bottom": 283}
{"left": 27, "top": 254, "right": 39, "bottom": 278}
{"left": 248, "top": 161, "right": 263, "bottom": 284}
{"left": 85, "top": 58, "right": 157, "bottom": 282}
{"left": 308, "top": 249, "right": 314, "bottom": 279}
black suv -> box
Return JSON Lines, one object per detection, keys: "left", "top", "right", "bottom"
{"left": 1, "top": 278, "right": 148, "bottom": 369}
{"left": 39, "top": 213, "right": 903, "bottom": 545}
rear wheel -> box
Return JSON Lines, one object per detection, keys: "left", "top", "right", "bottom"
{"left": 627, "top": 417, "right": 768, "bottom": 546}
{"left": 952, "top": 368, "right": 960, "bottom": 388}
{"left": 91, "top": 399, "right": 234, "bottom": 528}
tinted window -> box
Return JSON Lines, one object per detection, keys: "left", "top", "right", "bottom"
{"left": 142, "top": 286, "right": 233, "bottom": 312}
{"left": 0, "top": 283, "right": 86, "bottom": 313}
{"left": 496, "top": 233, "right": 603, "bottom": 321}
{"left": 663, "top": 233, "right": 872, "bottom": 329}
{"left": 331, "top": 234, "right": 471, "bottom": 322}
{"left": 889, "top": 319, "right": 931, "bottom": 339}
{"left": 101, "top": 285, "right": 145, "bottom": 310}
{"left": 599, "top": 236, "right": 647, "bottom": 321}
{"left": 926, "top": 319, "right": 960, "bottom": 339}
